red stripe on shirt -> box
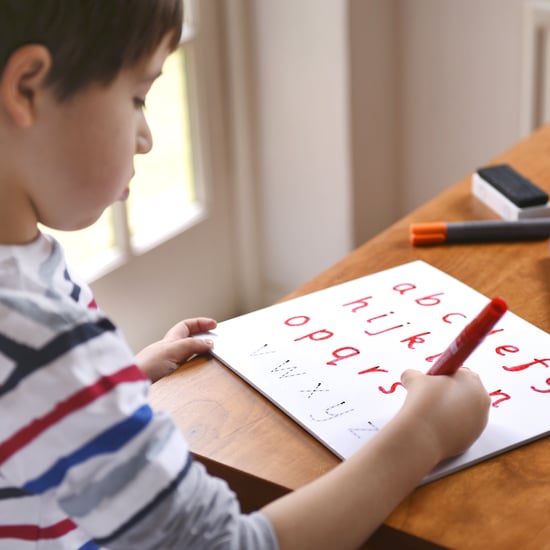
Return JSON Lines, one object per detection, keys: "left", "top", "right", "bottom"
{"left": 0, "top": 364, "right": 147, "bottom": 465}
{"left": 0, "top": 518, "right": 76, "bottom": 540}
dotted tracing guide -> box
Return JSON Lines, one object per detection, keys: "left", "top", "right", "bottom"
{"left": 208, "top": 260, "right": 550, "bottom": 484}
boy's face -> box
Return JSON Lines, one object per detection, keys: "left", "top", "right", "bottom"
{"left": 25, "top": 34, "right": 174, "bottom": 232}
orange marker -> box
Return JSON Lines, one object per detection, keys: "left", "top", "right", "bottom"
{"left": 410, "top": 219, "right": 550, "bottom": 246}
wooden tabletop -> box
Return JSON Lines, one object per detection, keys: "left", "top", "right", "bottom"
{"left": 150, "top": 124, "right": 550, "bottom": 549}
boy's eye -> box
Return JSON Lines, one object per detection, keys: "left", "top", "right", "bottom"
{"left": 133, "top": 97, "right": 146, "bottom": 110}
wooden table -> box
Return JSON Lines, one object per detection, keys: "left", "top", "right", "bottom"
{"left": 150, "top": 124, "right": 550, "bottom": 549}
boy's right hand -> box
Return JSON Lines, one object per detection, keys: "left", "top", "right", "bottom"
{"left": 262, "top": 367, "right": 490, "bottom": 549}
{"left": 400, "top": 368, "right": 490, "bottom": 462}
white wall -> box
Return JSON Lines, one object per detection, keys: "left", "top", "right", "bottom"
{"left": 249, "top": 0, "right": 526, "bottom": 302}
{"left": 397, "top": 0, "right": 524, "bottom": 213}
{"left": 250, "top": 0, "right": 353, "bottom": 303}
{"left": 349, "top": 0, "right": 400, "bottom": 243}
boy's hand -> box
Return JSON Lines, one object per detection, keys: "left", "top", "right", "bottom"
{"left": 135, "top": 317, "right": 217, "bottom": 382}
{"left": 400, "top": 367, "right": 490, "bottom": 461}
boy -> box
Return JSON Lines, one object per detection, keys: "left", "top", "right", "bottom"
{"left": 0, "top": 1, "right": 490, "bottom": 548}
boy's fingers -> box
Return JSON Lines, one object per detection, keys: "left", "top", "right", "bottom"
{"left": 187, "top": 317, "right": 217, "bottom": 334}
{"left": 400, "top": 368, "right": 422, "bottom": 387}
{"left": 170, "top": 337, "right": 214, "bottom": 363}
{"left": 164, "top": 318, "right": 217, "bottom": 340}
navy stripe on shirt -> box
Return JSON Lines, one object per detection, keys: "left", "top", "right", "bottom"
{"left": 0, "top": 486, "right": 30, "bottom": 500}
{"left": 0, "top": 318, "right": 116, "bottom": 397}
{"left": 95, "top": 453, "right": 194, "bottom": 546}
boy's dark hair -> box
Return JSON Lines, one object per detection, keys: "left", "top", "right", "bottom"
{"left": 0, "top": 0, "right": 183, "bottom": 100}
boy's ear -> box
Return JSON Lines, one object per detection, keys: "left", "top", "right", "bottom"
{"left": 0, "top": 44, "right": 52, "bottom": 128}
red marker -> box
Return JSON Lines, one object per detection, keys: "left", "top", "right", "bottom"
{"left": 427, "top": 297, "right": 508, "bottom": 375}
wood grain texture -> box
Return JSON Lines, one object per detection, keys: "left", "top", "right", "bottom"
{"left": 150, "top": 123, "right": 550, "bottom": 548}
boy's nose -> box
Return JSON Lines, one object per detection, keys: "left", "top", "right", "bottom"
{"left": 136, "top": 122, "right": 153, "bottom": 154}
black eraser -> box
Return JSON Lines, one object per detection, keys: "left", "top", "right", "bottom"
{"left": 476, "top": 164, "right": 548, "bottom": 208}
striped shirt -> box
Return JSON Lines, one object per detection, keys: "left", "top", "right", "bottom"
{"left": 0, "top": 234, "right": 277, "bottom": 549}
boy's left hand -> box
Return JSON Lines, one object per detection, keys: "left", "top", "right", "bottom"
{"left": 135, "top": 317, "right": 217, "bottom": 382}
